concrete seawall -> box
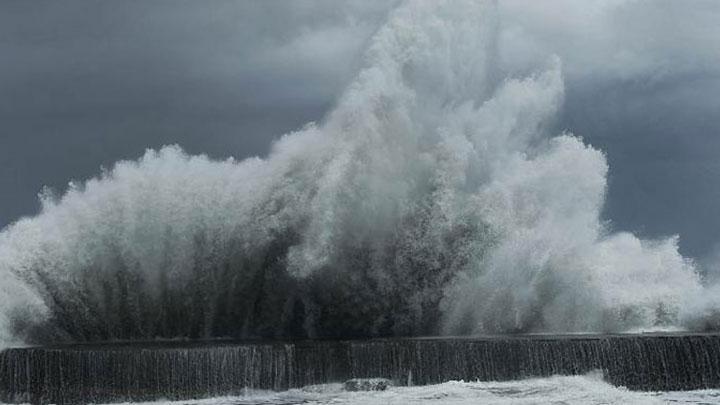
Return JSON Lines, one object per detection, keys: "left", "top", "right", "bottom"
{"left": 2, "top": 334, "right": 719, "bottom": 403}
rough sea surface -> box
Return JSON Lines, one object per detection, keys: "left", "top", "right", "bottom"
{"left": 89, "top": 374, "right": 720, "bottom": 405}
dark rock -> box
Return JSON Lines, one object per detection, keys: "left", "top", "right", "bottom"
{"left": 344, "top": 378, "right": 392, "bottom": 391}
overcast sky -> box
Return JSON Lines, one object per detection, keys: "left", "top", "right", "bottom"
{"left": 1, "top": 0, "right": 719, "bottom": 263}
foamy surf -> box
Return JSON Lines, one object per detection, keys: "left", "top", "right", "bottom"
{"left": 86, "top": 374, "right": 720, "bottom": 405}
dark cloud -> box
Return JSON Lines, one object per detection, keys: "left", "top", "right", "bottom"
{"left": 498, "top": 0, "right": 720, "bottom": 260}
{"left": 0, "top": 0, "right": 391, "bottom": 229}
{"left": 1, "top": 0, "right": 719, "bottom": 265}
{"left": 563, "top": 74, "right": 720, "bottom": 259}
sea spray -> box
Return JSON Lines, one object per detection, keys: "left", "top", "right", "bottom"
{"left": 0, "top": 0, "right": 710, "bottom": 346}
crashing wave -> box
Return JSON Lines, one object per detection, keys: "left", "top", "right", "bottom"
{"left": 0, "top": 0, "right": 711, "bottom": 346}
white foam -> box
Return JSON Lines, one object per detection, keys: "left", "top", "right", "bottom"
{"left": 84, "top": 374, "right": 720, "bottom": 405}
{"left": 0, "top": 0, "right": 715, "bottom": 345}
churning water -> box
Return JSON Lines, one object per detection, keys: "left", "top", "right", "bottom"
{"left": 97, "top": 377, "right": 720, "bottom": 405}
{"left": 1, "top": 0, "right": 718, "bottom": 349}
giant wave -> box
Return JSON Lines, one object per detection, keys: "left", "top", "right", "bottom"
{"left": 0, "top": 0, "right": 716, "bottom": 347}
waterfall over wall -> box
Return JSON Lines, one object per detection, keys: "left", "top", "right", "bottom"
{"left": 2, "top": 334, "right": 720, "bottom": 403}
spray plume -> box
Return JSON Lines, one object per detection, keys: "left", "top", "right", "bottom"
{"left": 0, "top": 0, "right": 712, "bottom": 347}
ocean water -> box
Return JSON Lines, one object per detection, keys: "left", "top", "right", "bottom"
{"left": 98, "top": 374, "right": 720, "bottom": 405}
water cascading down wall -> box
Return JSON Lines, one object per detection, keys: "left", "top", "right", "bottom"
{"left": 3, "top": 334, "right": 720, "bottom": 403}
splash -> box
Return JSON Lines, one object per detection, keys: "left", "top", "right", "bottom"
{"left": 0, "top": 0, "right": 711, "bottom": 346}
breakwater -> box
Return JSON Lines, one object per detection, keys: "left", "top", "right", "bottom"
{"left": 2, "top": 334, "right": 720, "bottom": 403}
